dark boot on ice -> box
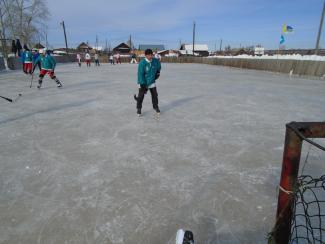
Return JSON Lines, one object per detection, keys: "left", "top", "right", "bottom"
{"left": 37, "top": 80, "right": 42, "bottom": 89}
{"left": 154, "top": 107, "right": 160, "bottom": 114}
{"left": 54, "top": 78, "right": 63, "bottom": 88}
{"left": 137, "top": 109, "right": 141, "bottom": 117}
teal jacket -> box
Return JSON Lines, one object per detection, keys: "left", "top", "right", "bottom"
{"left": 21, "top": 51, "right": 33, "bottom": 63}
{"left": 137, "top": 58, "right": 161, "bottom": 86}
{"left": 34, "top": 54, "right": 56, "bottom": 70}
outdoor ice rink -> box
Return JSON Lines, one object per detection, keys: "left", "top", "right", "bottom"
{"left": 1, "top": 62, "right": 325, "bottom": 244}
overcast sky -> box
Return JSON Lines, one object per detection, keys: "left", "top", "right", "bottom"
{"left": 46, "top": 0, "right": 325, "bottom": 50}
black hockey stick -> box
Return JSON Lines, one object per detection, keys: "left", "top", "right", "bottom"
{"left": 0, "top": 94, "right": 22, "bottom": 103}
{"left": 30, "top": 64, "right": 37, "bottom": 88}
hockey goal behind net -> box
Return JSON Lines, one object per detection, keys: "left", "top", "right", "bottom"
{"left": 268, "top": 122, "right": 325, "bottom": 244}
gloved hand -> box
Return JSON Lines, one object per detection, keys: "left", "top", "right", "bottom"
{"left": 155, "top": 71, "right": 160, "bottom": 80}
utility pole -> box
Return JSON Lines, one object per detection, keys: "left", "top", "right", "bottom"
{"left": 96, "top": 35, "right": 98, "bottom": 50}
{"left": 129, "top": 34, "right": 132, "bottom": 50}
{"left": 192, "top": 21, "right": 196, "bottom": 56}
{"left": 45, "top": 33, "right": 48, "bottom": 49}
{"left": 105, "top": 39, "right": 108, "bottom": 53}
{"left": 60, "top": 21, "right": 68, "bottom": 53}
{"left": 315, "top": 0, "right": 325, "bottom": 55}
{"left": 219, "top": 39, "right": 223, "bottom": 52}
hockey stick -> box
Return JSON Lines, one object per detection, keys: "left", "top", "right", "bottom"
{"left": 30, "top": 64, "right": 37, "bottom": 88}
{"left": 30, "top": 72, "right": 34, "bottom": 88}
{"left": 0, "top": 94, "right": 22, "bottom": 103}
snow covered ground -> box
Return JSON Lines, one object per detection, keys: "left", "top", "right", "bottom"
{"left": 0, "top": 63, "right": 325, "bottom": 243}
{"left": 208, "top": 54, "right": 325, "bottom": 61}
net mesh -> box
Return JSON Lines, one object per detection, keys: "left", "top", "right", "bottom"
{"left": 290, "top": 175, "right": 325, "bottom": 243}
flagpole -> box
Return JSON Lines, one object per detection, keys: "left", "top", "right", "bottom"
{"left": 315, "top": 0, "right": 325, "bottom": 55}
{"left": 277, "top": 45, "right": 280, "bottom": 73}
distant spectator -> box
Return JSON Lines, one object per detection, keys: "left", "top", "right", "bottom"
{"left": 11, "top": 40, "right": 17, "bottom": 57}
{"left": 154, "top": 52, "right": 161, "bottom": 61}
{"left": 130, "top": 52, "right": 137, "bottom": 64}
{"left": 76, "top": 53, "right": 82, "bottom": 67}
{"left": 16, "top": 39, "right": 22, "bottom": 57}
{"left": 109, "top": 54, "right": 114, "bottom": 65}
{"left": 115, "top": 52, "right": 121, "bottom": 64}
{"left": 85, "top": 51, "right": 91, "bottom": 67}
{"left": 94, "top": 52, "right": 100, "bottom": 66}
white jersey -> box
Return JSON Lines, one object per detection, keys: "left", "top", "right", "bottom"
{"left": 155, "top": 53, "right": 161, "bottom": 61}
{"left": 85, "top": 53, "right": 91, "bottom": 60}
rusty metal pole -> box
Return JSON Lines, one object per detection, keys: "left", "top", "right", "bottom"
{"left": 274, "top": 124, "right": 303, "bottom": 244}
{"left": 273, "top": 122, "right": 325, "bottom": 243}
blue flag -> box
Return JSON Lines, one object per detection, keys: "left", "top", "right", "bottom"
{"left": 280, "top": 35, "right": 285, "bottom": 44}
{"left": 286, "top": 26, "right": 294, "bottom": 32}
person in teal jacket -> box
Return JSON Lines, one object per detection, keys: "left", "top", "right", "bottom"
{"left": 21, "top": 45, "right": 33, "bottom": 74}
{"left": 33, "top": 49, "right": 62, "bottom": 89}
{"left": 134, "top": 48, "right": 161, "bottom": 116}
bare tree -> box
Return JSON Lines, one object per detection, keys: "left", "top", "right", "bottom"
{"left": 0, "top": 0, "right": 49, "bottom": 46}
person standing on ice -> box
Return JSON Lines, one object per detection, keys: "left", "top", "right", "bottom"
{"left": 76, "top": 53, "right": 82, "bottom": 67}
{"left": 115, "top": 52, "right": 121, "bottom": 64}
{"left": 109, "top": 54, "right": 114, "bottom": 65}
{"left": 85, "top": 51, "right": 91, "bottom": 67}
{"left": 134, "top": 48, "right": 161, "bottom": 116}
{"left": 154, "top": 52, "right": 161, "bottom": 61}
{"left": 21, "top": 45, "right": 33, "bottom": 74}
{"left": 32, "top": 49, "right": 41, "bottom": 71}
{"left": 130, "top": 52, "right": 137, "bottom": 64}
{"left": 32, "top": 48, "right": 63, "bottom": 89}
{"left": 94, "top": 52, "right": 100, "bottom": 66}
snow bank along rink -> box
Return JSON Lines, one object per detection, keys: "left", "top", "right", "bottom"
{"left": 208, "top": 54, "right": 325, "bottom": 61}
{"left": 0, "top": 63, "right": 325, "bottom": 243}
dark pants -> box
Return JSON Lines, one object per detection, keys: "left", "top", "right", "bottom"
{"left": 137, "top": 85, "right": 158, "bottom": 110}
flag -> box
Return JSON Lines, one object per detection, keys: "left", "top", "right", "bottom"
{"left": 286, "top": 25, "right": 294, "bottom": 32}
{"left": 280, "top": 35, "right": 285, "bottom": 44}
{"left": 282, "top": 24, "right": 294, "bottom": 33}
{"left": 282, "top": 24, "right": 287, "bottom": 33}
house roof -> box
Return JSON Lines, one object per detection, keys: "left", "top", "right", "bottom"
{"left": 182, "top": 44, "right": 209, "bottom": 51}
{"left": 138, "top": 44, "right": 165, "bottom": 51}
{"left": 77, "top": 42, "right": 92, "bottom": 49}
{"left": 34, "top": 43, "right": 45, "bottom": 49}
{"left": 113, "top": 43, "right": 130, "bottom": 50}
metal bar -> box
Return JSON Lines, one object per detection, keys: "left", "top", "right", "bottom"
{"left": 62, "top": 21, "right": 68, "bottom": 53}
{"left": 315, "top": 0, "right": 325, "bottom": 55}
{"left": 273, "top": 121, "right": 325, "bottom": 243}
{"left": 192, "top": 21, "right": 195, "bottom": 56}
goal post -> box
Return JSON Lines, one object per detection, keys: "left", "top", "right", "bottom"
{"left": 269, "top": 122, "right": 325, "bottom": 244}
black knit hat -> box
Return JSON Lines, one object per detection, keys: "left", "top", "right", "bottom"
{"left": 23, "top": 44, "right": 29, "bottom": 51}
{"left": 145, "top": 49, "right": 153, "bottom": 55}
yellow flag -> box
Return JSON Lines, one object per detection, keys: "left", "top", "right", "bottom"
{"left": 282, "top": 24, "right": 287, "bottom": 33}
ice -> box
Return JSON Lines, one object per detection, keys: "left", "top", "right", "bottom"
{"left": 0, "top": 63, "right": 325, "bottom": 243}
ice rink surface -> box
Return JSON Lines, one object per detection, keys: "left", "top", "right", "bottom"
{"left": 0, "top": 63, "right": 325, "bottom": 244}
